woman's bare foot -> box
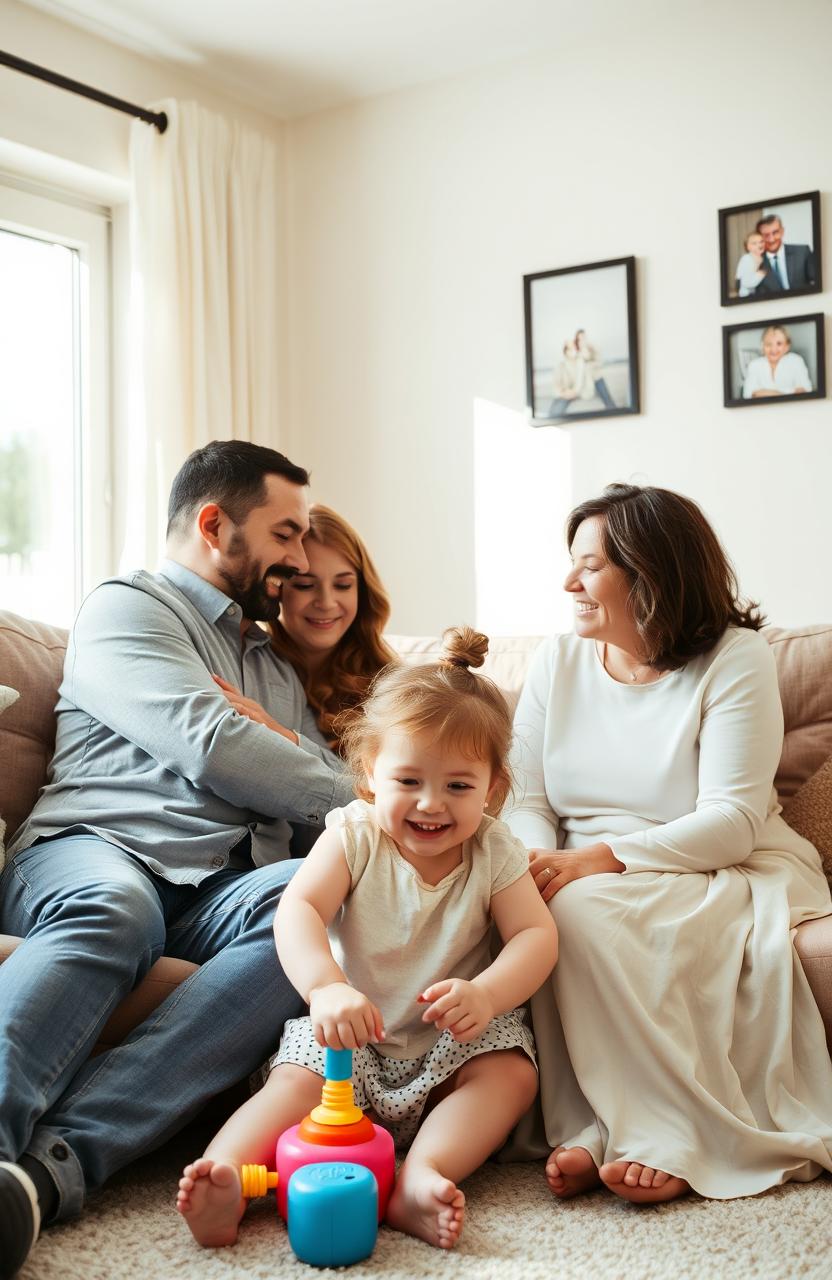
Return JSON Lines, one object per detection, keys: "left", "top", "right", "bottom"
{"left": 545, "top": 1146, "right": 601, "bottom": 1198}
{"left": 176, "top": 1158, "right": 246, "bottom": 1247}
{"left": 385, "top": 1163, "right": 465, "bottom": 1249}
{"left": 599, "top": 1160, "right": 689, "bottom": 1204}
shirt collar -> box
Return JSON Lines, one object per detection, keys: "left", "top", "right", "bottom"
{"left": 159, "top": 558, "right": 274, "bottom": 646}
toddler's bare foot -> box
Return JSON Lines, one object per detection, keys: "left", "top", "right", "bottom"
{"left": 545, "top": 1145, "right": 601, "bottom": 1198}
{"left": 176, "top": 1158, "right": 245, "bottom": 1247}
{"left": 385, "top": 1163, "right": 465, "bottom": 1249}
{"left": 599, "top": 1160, "right": 689, "bottom": 1204}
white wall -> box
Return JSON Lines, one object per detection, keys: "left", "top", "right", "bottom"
{"left": 284, "top": 0, "right": 832, "bottom": 634}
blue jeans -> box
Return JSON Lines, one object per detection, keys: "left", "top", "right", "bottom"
{"left": 0, "top": 834, "right": 305, "bottom": 1221}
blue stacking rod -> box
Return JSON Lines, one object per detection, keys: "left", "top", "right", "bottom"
{"left": 324, "top": 1047, "right": 353, "bottom": 1081}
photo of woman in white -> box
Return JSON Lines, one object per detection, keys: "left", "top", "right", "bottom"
{"left": 742, "top": 324, "right": 811, "bottom": 399}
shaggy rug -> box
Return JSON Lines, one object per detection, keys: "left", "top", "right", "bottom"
{"left": 16, "top": 1121, "right": 832, "bottom": 1280}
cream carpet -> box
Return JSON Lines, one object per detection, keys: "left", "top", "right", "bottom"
{"left": 17, "top": 1121, "right": 832, "bottom": 1280}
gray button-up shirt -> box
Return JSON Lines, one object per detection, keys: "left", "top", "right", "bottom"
{"left": 8, "top": 559, "right": 354, "bottom": 883}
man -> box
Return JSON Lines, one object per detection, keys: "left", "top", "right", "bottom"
{"left": 0, "top": 441, "right": 355, "bottom": 1278}
{"left": 753, "top": 213, "right": 817, "bottom": 296}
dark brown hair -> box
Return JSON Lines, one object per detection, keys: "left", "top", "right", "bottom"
{"left": 566, "top": 483, "right": 763, "bottom": 669}
{"left": 338, "top": 626, "right": 514, "bottom": 814}
{"left": 270, "top": 505, "right": 396, "bottom": 746}
{"left": 167, "top": 440, "right": 308, "bottom": 537}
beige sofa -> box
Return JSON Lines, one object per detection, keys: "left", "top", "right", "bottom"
{"left": 1, "top": 610, "right": 831, "bottom": 1054}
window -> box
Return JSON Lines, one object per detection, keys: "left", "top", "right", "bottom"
{"left": 0, "top": 182, "right": 111, "bottom": 627}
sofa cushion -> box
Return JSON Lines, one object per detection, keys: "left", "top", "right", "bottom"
{"left": 784, "top": 754, "right": 832, "bottom": 887}
{"left": 0, "top": 612, "right": 68, "bottom": 846}
{"left": 765, "top": 625, "right": 832, "bottom": 800}
{"left": 386, "top": 634, "right": 544, "bottom": 718}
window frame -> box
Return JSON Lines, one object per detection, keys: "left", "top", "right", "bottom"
{"left": 0, "top": 179, "right": 113, "bottom": 612}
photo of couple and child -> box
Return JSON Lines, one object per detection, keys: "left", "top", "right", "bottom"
{"left": 525, "top": 256, "right": 639, "bottom": 425}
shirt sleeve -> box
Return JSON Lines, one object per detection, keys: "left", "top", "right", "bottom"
{"left": 611, "top": 633, "right": 783, "bottom": 874}
{"left": 325, "top": 801, "right": 373, "bottom": 886}
{"left": 66, "top": 581, "right": 353, "bottom": 824}
{"left": 487, "top": 820, "right": 533, "bottom": 895}
{"left": 503, "top": 638, "right": 561, "bottom": 850}
{"left": 790, "top": 354, "right": 812, "bottom": 392}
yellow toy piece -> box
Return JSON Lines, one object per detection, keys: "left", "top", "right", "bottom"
{"left": 240, "top": 1164, "right": 278, "bottom": 1197}
{"left": 309, "top": 1076, "right": 364, "bottom": 1127}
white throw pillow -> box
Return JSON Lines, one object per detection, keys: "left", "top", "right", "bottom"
{"left": 0, "top": 684, "right": 21, "bottom": 871}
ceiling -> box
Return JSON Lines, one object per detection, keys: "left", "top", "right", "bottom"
{"left": 19, "top": 0, "right": 658, "bottom": 120}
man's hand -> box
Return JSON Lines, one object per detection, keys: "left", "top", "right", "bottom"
{"left": 528, "top": 844, "right": 624, "bottom": 903}
{"left": 212, "top": 675, "right": 299, "bottom": 744}
{"left": 309, "top": 982, "right": 385, "bottom": 1050}
{"left": 418, "top": 978, "right": 494, "bottom": 1043}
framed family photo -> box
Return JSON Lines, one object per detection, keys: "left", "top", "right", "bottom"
{"left": 524, "top": 256, "right": 640, "bottom": 425}
{"left": 718, "top": 190, "right": 822, "bottom": 307}
{"left": 722, "top": 313, "right": 825, "bottom": 408}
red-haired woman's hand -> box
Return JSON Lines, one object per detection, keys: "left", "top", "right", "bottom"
{"left": 211, "top": 674, "right": 299, "bottom": 744}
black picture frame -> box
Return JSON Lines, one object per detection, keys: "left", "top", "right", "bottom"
{"left": 722, "top": 312, "right": 826, "bottom": 408}
{"left": 524, "top": 256, "right": 640, "bottom": 425}
{"left": 718, "top": 190, "right": 821, "bottom": 307}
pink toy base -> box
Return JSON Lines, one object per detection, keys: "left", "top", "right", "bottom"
{"left": 275, "top": 1123, "right": 396, "bottom": 1222}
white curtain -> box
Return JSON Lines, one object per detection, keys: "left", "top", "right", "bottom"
{"left": 124, "top": 99, "right": 281, "bottom": 570}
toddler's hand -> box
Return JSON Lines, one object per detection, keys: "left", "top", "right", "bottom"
{"left": 418, "top": 978, "right": 494, "bottom": 1043}
{"left": 309, "top": 982, "right": 385, "bottom": 1050}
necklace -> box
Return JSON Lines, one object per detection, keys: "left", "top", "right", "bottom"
{"left": 602, "top": 644, "right": 654, "bottom": 684}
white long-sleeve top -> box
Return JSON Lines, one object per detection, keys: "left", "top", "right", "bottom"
{"left": 742, "top": 351, "right": 812, "bottom": 398}
{"left": 505, "top": 626, "right": 818, "bottom": 875}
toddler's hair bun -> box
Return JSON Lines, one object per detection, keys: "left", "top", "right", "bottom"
{"left": 439, "top": 625, "right": 489, "bottom": 671}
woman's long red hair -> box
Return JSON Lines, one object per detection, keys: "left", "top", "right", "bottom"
{"left": 270, "top": 505, "right": 396, "bottom": 746}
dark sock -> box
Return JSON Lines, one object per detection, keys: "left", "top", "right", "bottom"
{"left": 19, "top": 1154, "right": 59, "bottom": 1224}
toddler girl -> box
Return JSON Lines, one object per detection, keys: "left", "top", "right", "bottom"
{"left": 734, "top": 230, "right": 769, "bottom": 297}
{"left": 177, "top": 627, "right": 557, "bottom": 1250}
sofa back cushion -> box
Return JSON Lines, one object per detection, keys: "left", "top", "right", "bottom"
{"left": 764, "top": 625, "right": 832, "bottom": 799}
{"left": 0, "top": 611, "right": 69, "bottom": 844}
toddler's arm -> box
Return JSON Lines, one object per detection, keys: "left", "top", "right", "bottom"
{"left": 275, "top": 828, "right": 384, "bottom": 1048}
{"left": 420, "top": 872, "right": 556, "bottom": 1041}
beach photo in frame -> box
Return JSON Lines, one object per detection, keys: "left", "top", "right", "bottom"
{"left": 524, "top": 256, "right": 639, "bottom": 425}
{"left": 718, "top": 190, "right": 821, "bottom": 307}
{"left": 722, "top": 313, "right": 825, "bottom": 408}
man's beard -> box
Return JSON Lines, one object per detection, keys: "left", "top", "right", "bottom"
{"left": 219, "top": 531, "right": 298, "bottom": 623}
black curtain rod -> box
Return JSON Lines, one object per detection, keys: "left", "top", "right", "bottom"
{"left": 0, "top": 49, "right": 168, "bottom": 133}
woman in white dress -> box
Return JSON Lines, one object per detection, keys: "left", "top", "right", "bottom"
{"left": 505, "top": 483, "right": 832, "bottom": 1203}
{"left": 742, "top": 324, "right": 811, "bottom": 399}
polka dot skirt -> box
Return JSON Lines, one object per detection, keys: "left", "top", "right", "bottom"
{"left": 262, "top": 1011, "right": 536, "bottom": 1148}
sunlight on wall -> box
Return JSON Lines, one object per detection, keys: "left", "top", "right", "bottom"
{"left": 473, "top": 397, "right": 575, "bottom": 638}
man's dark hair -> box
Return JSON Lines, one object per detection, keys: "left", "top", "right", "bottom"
{"left": 756, "top": 214, "right": 783, "bottom": 232}
{"left": 167, "top": 441, "right": 309, "bottom": 537}
{"left": 566, "top": 483, "right": 764, "bottom": 670}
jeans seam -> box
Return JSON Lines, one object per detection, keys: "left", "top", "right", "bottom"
{"left": 166, "top": 891, "right": 264, "bottom": 934}
{"left": 56, "top": 951, "right": 213, "bottom": 1108}
{"left": 34, "top": 943, "right": 159, "bottom": 1100}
